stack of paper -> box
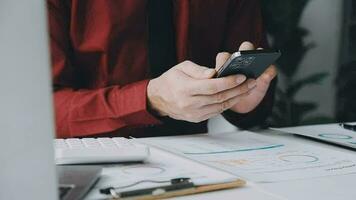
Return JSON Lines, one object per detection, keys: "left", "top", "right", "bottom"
{"left": 141, "top": 131, "right": 356, "bottom": 182}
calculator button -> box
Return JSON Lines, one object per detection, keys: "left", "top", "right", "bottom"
{"left": 66, "top": 139, "right": 84, "bottom": 149}
{"left": 82, "top": 138, "right": 101, "bottom": 149}
{"left": 112, "top": 138, "right": 132, "bottom": 147}
{"left": 98, "top": 138, "right": 117, "bottom": 148}
{"left": 55, "top": 139, "right": 67, "bottom": 149}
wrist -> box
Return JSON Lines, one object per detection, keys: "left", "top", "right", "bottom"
{"left": 147, "top": 79, "right": 167, "bottom": 117}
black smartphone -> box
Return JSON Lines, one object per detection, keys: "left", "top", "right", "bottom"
{"left": 216, "top": 49, "right": 281, "bottom": 78}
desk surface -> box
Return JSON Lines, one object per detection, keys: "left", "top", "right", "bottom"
{"left": 86, "top": 129, "right": 356, "bottom": 200}
{"left": 172, "top": 129, "right": 356, "bottom": 200}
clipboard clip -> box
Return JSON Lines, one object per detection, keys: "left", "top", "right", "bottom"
{"left": 339, "top": 123, "right": 356, "bottom": 131}
{"left": 99, "top": 177, "right": 193, "bottom": 199}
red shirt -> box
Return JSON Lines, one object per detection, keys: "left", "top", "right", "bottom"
{"left": 47, "top": 0, "right": 275, "bottom": 138}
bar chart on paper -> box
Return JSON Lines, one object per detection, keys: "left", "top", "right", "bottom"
{"left": 142, "top": 131, "right": 356, "bottom": 182}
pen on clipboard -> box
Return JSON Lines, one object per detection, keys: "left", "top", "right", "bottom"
{"left": 339, "top": 123, "right": 356, "bottom": 131}
{"left": 99, "top": 177, "right": 193, "bottom": 199}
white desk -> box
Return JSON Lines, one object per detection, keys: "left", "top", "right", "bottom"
{"left": 86, "top": 129, "right": 356, "bottom": 200}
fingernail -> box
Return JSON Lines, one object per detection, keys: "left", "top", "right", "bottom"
{"left": 236, "top": 75, "right": 246, "bottom": 84}
{"left": 248, "top": 79, "right": 257, "bottom": 89}
{"left": 263, "top": 73, "right": 271, "bottom": 81}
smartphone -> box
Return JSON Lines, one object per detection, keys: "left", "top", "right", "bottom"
{"left": 216, "top": 49, "right": 281, "bottom": 78}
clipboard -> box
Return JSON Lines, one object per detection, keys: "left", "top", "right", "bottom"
{"left": 108, "top": 179, "right": 246, "bottom": 200}
{"left": 90, "top": 145, "right": 247, "bottom": 200}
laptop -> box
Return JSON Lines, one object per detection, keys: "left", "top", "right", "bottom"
{"left": 58, "top": 166, "right": 101, "bottom": 200}
{"left": 0, "top": 1, "right": 100, "bottom": 200}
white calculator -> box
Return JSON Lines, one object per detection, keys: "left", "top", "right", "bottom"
{"left": 54, "top": 137, "right": 150, "bottom": 164}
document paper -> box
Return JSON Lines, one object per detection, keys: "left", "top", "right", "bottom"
{"left": 272, "top": 123, "right": 356, "bottom": 149}
{"left": 141, "top": 131, "right": 356, "bottom": 182}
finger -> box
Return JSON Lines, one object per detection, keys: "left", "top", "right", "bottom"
{"left": 190, "top": 74, "right": 247, "bottom": 95}
{"left": 176, "top": 60, "right": 216, "bottom": 79}
{"left": 251, "top": 65, "right": 277, "bottom": 95}
{"left": 194, "top": 79, "right": 256, "bottom": 105}
{"left": 200, "top": 95, "right": 242, "bottom": 115}
{"left": 258, "top": 65, "right": 277, "bottom": 85}
{"left": 194, "top": 112, "right": 221, "bottom": 123}
{"left": 239, "top": 41, "right": 255, "bottom": 51}
{"left": 215, "top": 52, "right": 231, "bottom": 71}
{"left": 195, "top": 90, "right": 253, "bottom": 121}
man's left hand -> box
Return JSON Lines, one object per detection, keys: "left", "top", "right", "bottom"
{"left": 215, "top": 41, "right": 277, "bottom": 114}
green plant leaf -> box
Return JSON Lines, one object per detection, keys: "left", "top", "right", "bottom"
{"left": 286, "top": 72, "right": 329, "bottom": 97}
{"left": 274, "top": 30, "right": 315, "bottom": 77}
{"left": 261, "top": 0, "right": 313, "bottom": 77}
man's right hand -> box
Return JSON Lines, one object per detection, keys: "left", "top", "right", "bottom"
{"left": 147, "top": 60, "right": 256, "bottom": 123}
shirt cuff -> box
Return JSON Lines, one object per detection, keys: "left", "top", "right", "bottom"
{"left": 114, "top": 79, "right": 162, "bottom": 127}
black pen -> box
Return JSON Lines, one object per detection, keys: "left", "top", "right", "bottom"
{"left": 339, "top": 123, "right": 356, "bottom": 131}
{"left": 120, "top": 181, "right": 194, "bottom": 198}
{"left": 100, "top": 177, "right": 194, "bottom": 199}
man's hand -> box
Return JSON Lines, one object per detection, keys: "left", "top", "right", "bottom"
{"left": 147, "top": 60, "right": 254, "bottom": 123}
{"left": 215, "top": 41, "right": 277, "bottom": 114}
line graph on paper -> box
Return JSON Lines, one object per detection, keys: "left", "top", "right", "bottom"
{"left": 145, "top": 133, "right": 284, "bottom": 155}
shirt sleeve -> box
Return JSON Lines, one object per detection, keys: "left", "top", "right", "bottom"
{"left": 221, "top": 0, "right": 277, "bottom": 129}
{"left": 47, "top": 0, "right": 160, "bottom": 138}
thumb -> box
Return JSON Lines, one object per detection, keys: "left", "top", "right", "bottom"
{"left": 176, "top": 60, "right": 216, "bottom": 79}
{"left": 215, "top": 52, "right": 231, "bottom": 71}
{"left": 239, "top": 41, "right": 255, "bottom": 51}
